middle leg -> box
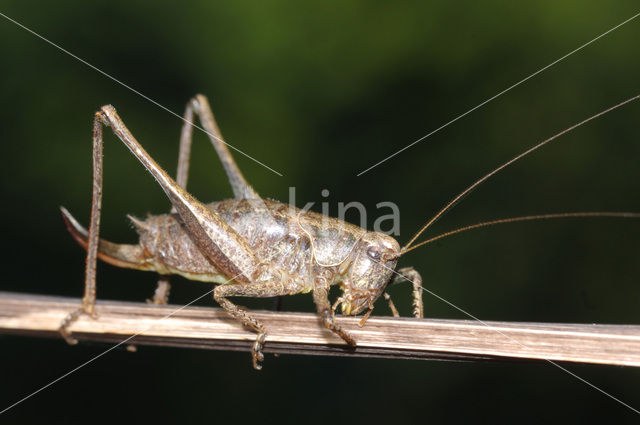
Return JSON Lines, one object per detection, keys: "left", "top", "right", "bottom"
{"left": 213, "top": 279, "right": 300, "bottom": 370}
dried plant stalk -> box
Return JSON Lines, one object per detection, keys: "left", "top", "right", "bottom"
{"left": 1, "top": 292, "right": 639, "bottom": 366}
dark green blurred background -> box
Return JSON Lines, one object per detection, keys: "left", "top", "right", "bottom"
{"left": 1, "top": 1, "right": 639, "bottom": 423}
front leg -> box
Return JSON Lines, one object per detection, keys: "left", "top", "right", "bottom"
{"left": 312, "top": 282, "right": 356, "bottom": 346}
{"left": 391, "top": 267, "right": 424, "bottom": 318}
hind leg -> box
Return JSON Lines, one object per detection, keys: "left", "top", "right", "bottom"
{"left": 59, "top": 116, "right": 104, "bottom": 344}
{"left": 147, "top": 275, "right": 171, "bottom": 305}
{"left": 148, "top": 100, "right": 196, "bottom": 304}
{"left": 153, "top": 94, "right": 261, "bottom": 305}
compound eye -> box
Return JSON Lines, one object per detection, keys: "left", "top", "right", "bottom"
{"left": 366, "top": 246, "right": 381, "bottom": 260}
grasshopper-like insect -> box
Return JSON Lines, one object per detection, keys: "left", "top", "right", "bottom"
{"left": 59, "top": 94, "right": 639, "bottom": 369}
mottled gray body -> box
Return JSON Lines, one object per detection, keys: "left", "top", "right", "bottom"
{"left": 138, "top": 199, "right": 353, "bottom": 290}
{"left": 128, "top": 197, "right": 400, "bottom": 310}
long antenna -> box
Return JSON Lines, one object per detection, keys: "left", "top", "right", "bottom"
{"left": 401, "top": 212, "right": 640, "bottom": 255}
{"left": 402, "top": 94, "right": 640, "bottom": 252}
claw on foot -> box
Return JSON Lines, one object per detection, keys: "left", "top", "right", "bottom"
{"left": 59, "top": 305, "right": 97, "bottom": 345}
{"left": 322, "top": 310, "right": 356, "bottom": 346}
{"left": 358, "top": 308, "right": 373, "bottom": 327}
{"left": 252, "top": 333, "right": 266, "bottom": 370}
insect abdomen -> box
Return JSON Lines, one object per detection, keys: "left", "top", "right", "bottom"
{"left": 136, "top": 199, "right": 318, "bottom": 287}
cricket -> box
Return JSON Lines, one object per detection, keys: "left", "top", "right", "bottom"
{"left": 59, "top": 93, "right": 640, "bottom": 369}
